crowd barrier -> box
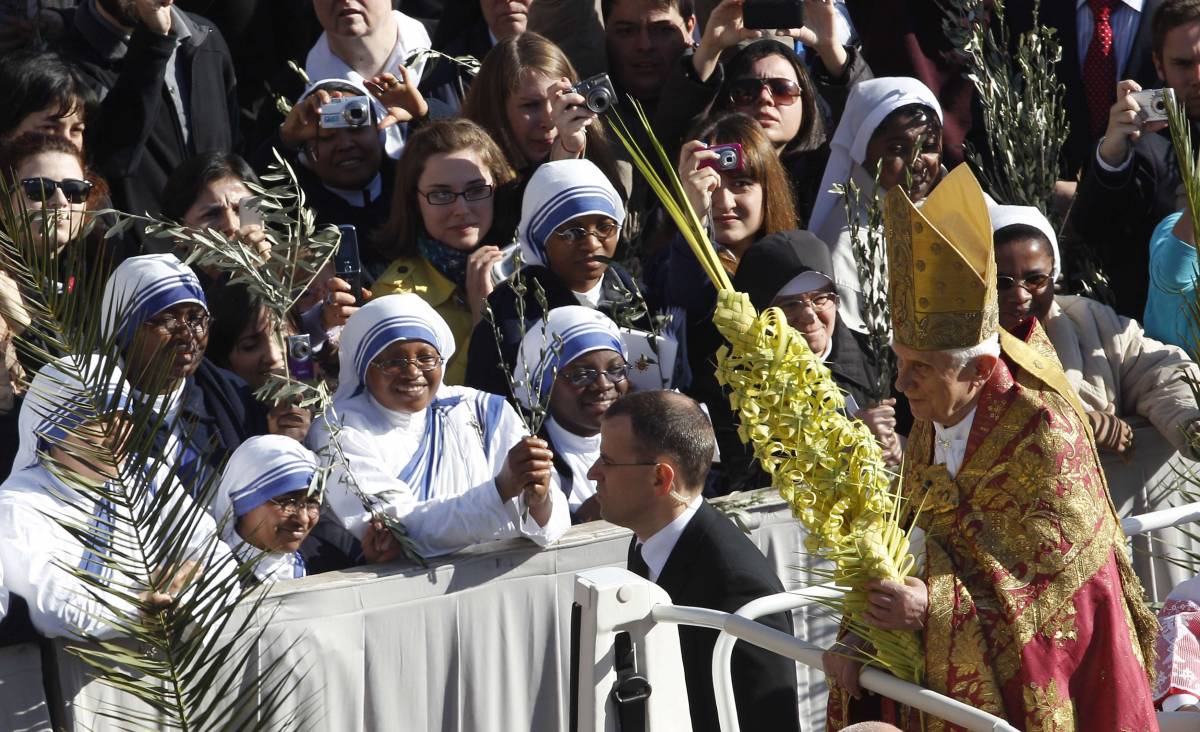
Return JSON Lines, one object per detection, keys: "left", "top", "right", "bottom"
{"left": 1, "top": 420, "right": 1197, "bottom": 731}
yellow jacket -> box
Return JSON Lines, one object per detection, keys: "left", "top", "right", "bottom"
{"left": 373, "top": 256, "right": 473, "bottom": 385}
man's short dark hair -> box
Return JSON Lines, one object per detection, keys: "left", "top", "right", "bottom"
{"left": 1153, "top": 0, "right": 1200, "bottom": 56}
{"left": 602, "top": 0, "right": 695, "bottom": 23}
{"left": 604, "top": 391, "right": 715, "bottom": 489}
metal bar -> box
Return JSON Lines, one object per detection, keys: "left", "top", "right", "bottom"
{"left": 650, "top": 603, "right": 1018, "bottom": 732}
{"left": 1122, "top": 502, "right": 1200, "bottom": 536}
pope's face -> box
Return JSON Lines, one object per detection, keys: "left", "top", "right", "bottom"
{"left": 892, "top": 342, "right": 991, "bottom": 426}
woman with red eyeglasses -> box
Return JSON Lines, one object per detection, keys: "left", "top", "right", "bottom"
{"left": 652, "top": 0, "right": 871, "bottom": 226}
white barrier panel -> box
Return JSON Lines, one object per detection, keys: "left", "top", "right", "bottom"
{"left": 24, "top": 492, "right": 838, "bottom": 732}
{"left": 0, "top": 643, "right": 52, "bottom": 732}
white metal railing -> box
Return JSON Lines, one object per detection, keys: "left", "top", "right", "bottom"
{"left": 645, "top": 600, "right": 1019, "bottom": 732}
{"left": 1122, "top": 501, "right": 1200, "bottom": 536}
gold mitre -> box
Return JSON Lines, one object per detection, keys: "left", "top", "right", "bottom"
{"left": 884, "top": 164, "right": 998, "bottom": 351}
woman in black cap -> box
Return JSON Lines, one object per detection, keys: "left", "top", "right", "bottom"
{"left": 734, "top": 229, "right": 908, "bottom": 466}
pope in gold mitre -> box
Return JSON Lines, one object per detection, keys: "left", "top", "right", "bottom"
{"left": 824, "top": 166, "right": 1159, "bottom": 731}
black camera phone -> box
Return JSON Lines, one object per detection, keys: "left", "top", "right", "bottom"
{"left": 335, "top": 224, "right": 364, "bottom": 306}
{"left": 742, "top": 0, "right": 805, "bottom": 30}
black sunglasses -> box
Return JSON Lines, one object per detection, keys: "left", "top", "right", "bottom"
{"left": 20, "top": 177, "right": 93, "bottom": 205}
{"left": 729, "top": 77, "right": 802, "bottom": 106}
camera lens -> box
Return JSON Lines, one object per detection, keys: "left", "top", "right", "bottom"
{"left": 587, "top": 88, "right": 612, "bottom": 114}
{"left": 345, "top": 104, "right": 366, "bottom": 125}
{"left": 289, "top": 339, "right": 312, "bottom": 360}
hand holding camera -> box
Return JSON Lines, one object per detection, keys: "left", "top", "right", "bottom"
{"left": 280, "top": 88, "right": 340, "bottom": 150}
{"left": 550, "top": 77, "right": 602, "bottom": 160}
{"left": 678, "top": 139, "right": 728, "bottom": 220}
{"left": 365, "top": 67, "right": 429, "bottom": 129}
{"left": 1099, "top": 80, "right": 1171, "bottom": 167}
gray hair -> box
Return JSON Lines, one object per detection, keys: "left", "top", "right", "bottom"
{"left": 940, "top": 334, "right": 1000, "bottom": 370}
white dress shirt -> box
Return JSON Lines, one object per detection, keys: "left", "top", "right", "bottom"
{"left": 307, "top": 385, "right": 570, "bottom": 557}
{"left": 932, "top": 406, "right": 977, "bottom": 479}
{"left": 638, "top": 496, "right": 703, "bottom": 582}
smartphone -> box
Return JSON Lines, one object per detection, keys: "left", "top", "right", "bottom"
{"left": 239, "top": 196, "right": 264, "bottom": 228}
{"left": 698, "top": 143, "right": 744, "bottom": 174}
{"left": 742, "top": 0, "right": 805, "bottom": 30}
{"left": 489, "top": 243, "right": 522, "bottom": 287}
{"left": 285, "top": 334, "right": 316, "bottom": 381}
{"left": 334, "top": 224, "right": 364, "bottom": 306}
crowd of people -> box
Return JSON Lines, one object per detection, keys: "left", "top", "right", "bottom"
{"left": 3, "top": 0, "right": 1200, "bottom": 728}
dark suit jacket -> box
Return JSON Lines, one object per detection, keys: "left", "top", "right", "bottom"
{"left": 629, "top": 501, "right": 801, "bottom": 732}
{"left": 1067, "top": 126, "right": 1186, "bottom": 318}
{"left": 1010, "top": 0, "right": 1161, "bottom": 177}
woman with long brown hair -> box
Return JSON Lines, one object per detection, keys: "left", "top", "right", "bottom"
{"left": 664, "top": 112, "right": 800, "bottom": 494}
{"left": 371, "top": 119, "right": 518, "bottom": 384}
{"left": 461, "top": 32, "right": 622, "bottom": 194}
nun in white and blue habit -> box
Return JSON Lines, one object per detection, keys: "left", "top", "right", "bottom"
{"left": 0, "top": 355, "right": 234, "bottom": 639}
{"left": 99, "top": 254, "right": 266, "bottom": 499}
{"left": 463, "top": 158, "right": 687, "bottom": 398}
{"left": 306, "top": 293, "right": 570, "bottom": 558}
{"left": 514, "top": 306, "right": 629, "bottom": 519}
{"left": 213, "top": 435, "right": 319, "bottom": 583}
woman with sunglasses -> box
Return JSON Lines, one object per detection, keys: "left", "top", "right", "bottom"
{"left": 372, "top": 119, "right": 518, "bottom": 385}
{"left": 809, "top": 77, "right": 943, "bottom": 336}
{"left": 514, "top": 306, "right": 632, "bottom": 523}
{"left": 653, "top": 0, "right": 870, "bottom": 226}
{"left": 464, "top": 158, "right": 678, "bottom": 399}
{"left": 307, "top": 293, "right": 570, "bottom": 560}
{"left": 991, "top": 204, "right": 1200, "bottom": 462}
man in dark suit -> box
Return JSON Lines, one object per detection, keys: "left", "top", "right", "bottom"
{"left": 1011, "top": 0, "right": 1161, "bottom": 177}
{"left": 1067, "top": 0, "right": 1200, "bottom": 318}
{"left": 588, "top": 390, "right": 801, "bottom": 732}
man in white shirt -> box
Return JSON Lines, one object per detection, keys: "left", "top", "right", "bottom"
{"left": 587, "top": 390, "right": 799, "bottom": 732}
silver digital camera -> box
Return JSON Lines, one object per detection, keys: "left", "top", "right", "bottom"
{"left": 1129, "top": 88, "right": 1175, "bottom": 123}
{"left": 319, "top": 97, "right": 371, "bottom": 129}
{"left": 571, "top": 73, "right": 617, "bottom": 115}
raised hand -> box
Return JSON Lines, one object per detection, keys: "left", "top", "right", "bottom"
{"left": 366, "top": 67, "right": 429, "bottom": 129}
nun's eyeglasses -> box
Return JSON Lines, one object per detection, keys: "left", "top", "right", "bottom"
{"left": 560, "top": 364, "right": 630, "bottom": 388}
{"left": 371, "top": 354, "right": 443, "bottom": 374}
{"left": 268, "top": 495, "right": 321, "bottom": 516}
{"left": 146, "top": 312, "right": 211, "bottom": 336}
{"left": 553, "top": 221, "right": 620, "bottom": 244}
{"left": 776, "top": 292, "right": 838, "bottom": 314}
{"left": 996, "top": 273, "right": 1053, "bottom": 292}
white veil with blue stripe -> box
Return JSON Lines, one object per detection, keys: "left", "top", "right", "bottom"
{"left": 512, "top": 306, "right": 626, "bottom": 409}
{"left": 517, "top": 159, "right": 625, "bottom": 269}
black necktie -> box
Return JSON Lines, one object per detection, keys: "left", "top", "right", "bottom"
{"left": 628, "top": 542, "right": 649, "bottom": 579}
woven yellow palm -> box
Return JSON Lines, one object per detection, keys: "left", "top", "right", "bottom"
{"left": 713, "top": 289, "right": 921, "bottom": 683}
{"left": 606, "top": 102, "right": 921, "bottom": 683}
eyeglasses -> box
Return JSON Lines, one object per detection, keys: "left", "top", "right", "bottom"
{"left": 268, "top": 495, "right": 321, "bottom": 517}
{"left": 996, "top": 272, "right": 1053, "bottom": 292}
{"left": 553, "top": 221, "right": 621, "bottom": 244}
{"left": 560, "top": 363, "right": 630, "bottom": 388}
{"left": 146, "top": 311, "right": 211, "bottom": 336}
{"left": 775, "top": 292, "right": 838, "bottom": 314}
{"left": 729, "top": 77, "right": 803, "bottom": 107}
{"left": 420, "top": 184, "right": 494, "bottom": 206}
{"left": 21, "top": 177, "right": 93, "bottom": 204}
{"left": 596, "top": 456, "right": 660, "bottom": 469}
{"left": 370, "top": 354, "right": 443, "bottom": 374}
